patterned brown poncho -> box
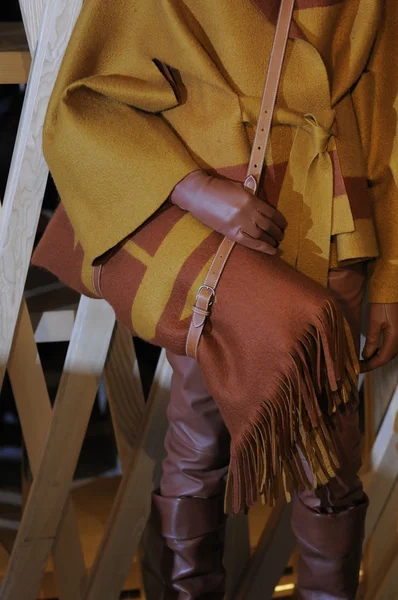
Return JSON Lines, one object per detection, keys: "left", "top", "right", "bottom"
{"left": 33, "top": 0, "right": 398, "bottom": 512}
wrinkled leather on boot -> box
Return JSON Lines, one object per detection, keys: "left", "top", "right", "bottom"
{"left": 161, "top": 351, "right": 230, "bottom": 499}
{"left": 292, "top": 494, "right": 369, "bottom": 600}
{"left": 151, "top": 492, "right": 226, "bottom": 600}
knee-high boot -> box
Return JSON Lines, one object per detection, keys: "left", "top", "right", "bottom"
{"left": 151, "top": 491, "right": 226, "bottom": 599}
{"left": 144, "top": 351, "right": 229, "bottom": 599}
{"left": 292, "top": 405, "right": 368, "bottom": 600}
{"left": 292, "top": 264, "right": 369, "bottom": 599}
{"left": 292, "top": 494, "right": 368, "bottom": 600}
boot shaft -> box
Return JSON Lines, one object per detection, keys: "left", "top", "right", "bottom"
{"left": 150, "top": 492, "right": 226, "bottom": 600}
{"left": 292, "top": 495, "right": 369, "bottom": 600}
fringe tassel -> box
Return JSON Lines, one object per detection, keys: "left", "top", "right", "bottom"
{"left": 224, "top": 299, "right": 360, "bottom": 514}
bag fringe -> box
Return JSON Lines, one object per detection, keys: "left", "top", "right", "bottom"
{"left": 224, "top": 299, "right": 360, "bottom": 514}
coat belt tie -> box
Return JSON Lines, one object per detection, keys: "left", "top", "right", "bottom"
{"left": 277, "top": 110, "right": 336, "bottom": 287}
{"left": 239, "top": 98, "right": 355, "bottom": 287}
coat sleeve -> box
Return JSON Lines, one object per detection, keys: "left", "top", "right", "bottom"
{"left": 352, "top": 0, "right": 398, "bottom": 303}
{"left": 43, "top": 0, "right": 198, "bottom": 264}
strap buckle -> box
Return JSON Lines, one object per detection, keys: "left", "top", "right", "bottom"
{"left": 196, "top": 285, "right": 216, "bottom": 307}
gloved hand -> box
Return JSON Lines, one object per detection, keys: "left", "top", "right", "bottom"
{"left": 171, "top": 170, "right": 287, "bottom": 255}
{"left": 361, "top": 303, "right": 398, "bottom": 371}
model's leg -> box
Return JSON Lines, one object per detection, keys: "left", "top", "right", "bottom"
{"left": 292, "top": 264, "right": 369, "bottom": 600}
{"left": 151, "top": 351, "right": 230, "bottom": 599}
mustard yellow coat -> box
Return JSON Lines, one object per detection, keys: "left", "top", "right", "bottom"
{"left": 43, "top": 0, "right": 398, "bottom": 302}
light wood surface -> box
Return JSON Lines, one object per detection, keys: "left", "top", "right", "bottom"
{"left": 0, "top": 2, "right": 89, "bottom": 598}
{"left": 365, "top": 480, "right": 398, "bottom": 597}
{"left": 19, "top": 0, "right": 46, "bottom": 54}
{"left": 1, "top": 297, "right": 116, "bottom": 600}
{"left": 105, "top": 324, "right": 146, "bottom": 465}
{"left": 0, "top": 2, "right": 95, "bottom": 598}
{"left": 7, "top": 301, "right": 87, "bottom": 600}
{"left": 33, "top": 309, "right": 76, "bottom": 343}
{"left": 362, "top": 372, "right": 376, "bottom": 474}
{"left": 0, "top": 0, "right": 82, "bottom": 386}
{"left": 363, "top": 384, "right": 398, "bottom": 540}
{"left": 372, "top": 550, "right": 398, "bottom": 600}
{"left": 0, "top": 478, "right": 143, "bottom": 598}
{"left": 361, "top": 365, "right": 398, "bottom": 600}
{"left": 372, "top": 356, "right": 398, "bottom": 434}
{"left": 81, "top": 351, "right": 171, "bottom": 600}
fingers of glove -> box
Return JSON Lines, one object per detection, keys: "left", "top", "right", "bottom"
{"left": 236, "top": 229, "right": 277, "bottom": 255}
{"left": 362, "top": 319, "right": 382, "bottom": 361}
{"left": 254, "top": 211, "right": 284, "bottom": 243}
{"left": 237, "top": 219, "right": 278, "bottom": 246}
{"left": 241, "top": 220, "right": 263, "bottom": 240}
{"left": 254, "top": 199, "right": 287, "bottom": 230}
{"left": 362, "top": 327, "right": 398, "bottom": 371}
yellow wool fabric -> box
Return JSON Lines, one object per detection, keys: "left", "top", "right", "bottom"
{"left": 43, "top": 0, "right": 398, "bottom": 301}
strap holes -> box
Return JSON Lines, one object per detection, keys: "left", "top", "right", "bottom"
{"left": 254, "top": 164, "right": 257, "bottom": 168}
{"left": 261, "top": 128, "right": 264, "bottom": 132}
{"left": 258, "top": 146, "right": 261, "bottom": 150}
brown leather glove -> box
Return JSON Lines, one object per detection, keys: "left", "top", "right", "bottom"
{"left": 361, "top": 303, "right": 398, "bottom": 371}
{"left": 171, "top": 170, "right": 287, "bottom": 255}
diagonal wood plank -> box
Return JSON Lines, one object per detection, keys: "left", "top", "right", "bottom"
{"left": 81, "top": 351, "right": 171, "bottom": 600}
{"left": 372, "top": 548, "right": 398, "bottom": 600}
{"left": 366, "top": 537, "right": 398, "bottom": 600}
{"left": 105, "top": 327, "right": 159, "bottom": 600}
{"left": 7, "top": 300, "right": 87, "bottom": 600}
{"left": 364, "top": 478, "right": 398, "bottom": 599}
{"left": 363, "top": 385, "right": 398, "bottom": 541}
{"left": 0, "top": 296, "right": 116, "bottom": 600}
{"left": 104, "top": 324, "right": 146, "bottom": 465}
{"left": 19, "top": 0, "right": 46, "bottom": 54}
{"left": 0, "top": 0, "right": 82, "bottom": 387}
{"left": 231, "top": 499, "right": 295, "bottom": 600}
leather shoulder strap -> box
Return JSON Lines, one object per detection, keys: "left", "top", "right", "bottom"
{"left": 244, "top": 0, "right": 295, "bottom": 195}
{"left": 186, "top": 0, "right": 295, "bottom": 359}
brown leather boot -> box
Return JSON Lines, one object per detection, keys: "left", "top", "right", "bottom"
{"left": 292, "top": 494, "right": 369, "bottom": 600}
{"left": 141, "top": 353, "right": 229, "bottom": 598}
{"left": 151, "top": 491, "right": 226, "bottom": 599}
